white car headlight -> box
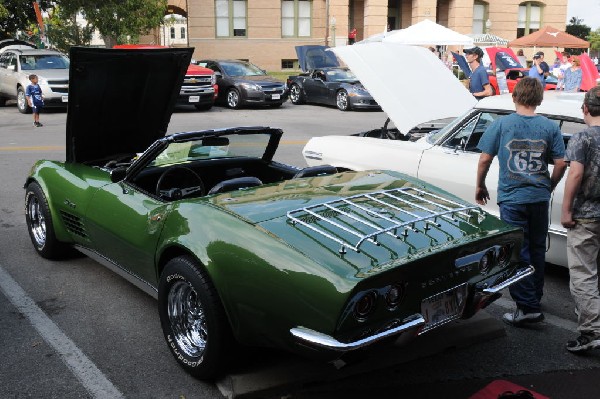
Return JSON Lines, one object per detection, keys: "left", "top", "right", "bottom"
{"left": 38, "top": 77, "right": 48, "bottom": 85}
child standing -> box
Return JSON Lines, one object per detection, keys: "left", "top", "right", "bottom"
{"left": 26, "top": 74, "right": 44, "bottom": 127}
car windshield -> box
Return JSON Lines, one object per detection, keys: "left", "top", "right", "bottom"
{"left": 325, "top": 68, "right": 358, "bottom": 82}
{"left": 220, "top": 62, "right": 265, "bottom": 77}
{"left": 427, "top": 110, "right": 474, "bottom": 144}
{"left": 150, "top": 133, "right": 271, "bottom": 167}
{"left": 20, "top": 54, "right": 69, "bottom": 70}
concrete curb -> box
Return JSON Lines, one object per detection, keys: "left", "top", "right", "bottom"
{"left": 216, "top": 310, "right": 505, "bottom": 398}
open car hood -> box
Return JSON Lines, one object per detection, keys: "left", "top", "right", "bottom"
{"left": 66, "top": 47, "right": 192, "bottom": 163}
{"left": 295, "top": 45, "right": 340, "bottom": 72}
{"left": 331, "top": 43, "right": 477, "bottom": 134}
{"left": 485, "top": 47, "right": 524, "bottom": 71}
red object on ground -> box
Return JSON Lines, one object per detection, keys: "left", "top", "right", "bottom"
{"left": 469, "top": 380, "right": 550, "bottom": 399}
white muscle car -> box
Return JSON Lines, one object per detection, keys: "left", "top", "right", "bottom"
{"left": 303, "top": 43, "right": 587, "bottom": 267}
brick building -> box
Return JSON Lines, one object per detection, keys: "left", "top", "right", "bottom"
{"left": 167, "top": 0, "right": 569, "bottom": 71}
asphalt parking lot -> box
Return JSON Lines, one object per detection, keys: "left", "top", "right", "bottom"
{"left": 1, "top": 101, "right": 599, "bottom": 399}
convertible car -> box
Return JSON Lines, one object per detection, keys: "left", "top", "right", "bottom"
{"left": 303, "top": 43, "right": 586, "bottom": 268}
{"left": 287, "top": 45, "right": 379, "bottom": 111}
{"left": 25, "top": 47, "right": 532, "bottom": 379}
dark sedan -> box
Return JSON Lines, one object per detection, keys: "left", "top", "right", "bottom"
{"left": 198, "top": 59, "right": 288, "bottom": 109}
{"left": 287, "top": 45, "right": 379, "bottom": 111}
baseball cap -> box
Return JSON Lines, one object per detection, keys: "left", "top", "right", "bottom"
{"left": 534, "top": 51, "right": 544, "bottom": 57}
{"left": 463, "top": 47, "right": 484, "bottom": 58}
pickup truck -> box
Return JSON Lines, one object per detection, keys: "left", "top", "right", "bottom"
{"left": 113, "top": 45, "right": 218, "bottom": 110}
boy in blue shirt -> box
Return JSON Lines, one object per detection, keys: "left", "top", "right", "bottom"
{"left": 475, "top": 77, "right": 567, "bottom": 326}
{"left": 26, "top": 74, "right": 44, "bottom": 127}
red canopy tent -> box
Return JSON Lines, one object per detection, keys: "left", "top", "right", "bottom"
{"left": 508, "top": 25, "right": 589, "bottom": 48}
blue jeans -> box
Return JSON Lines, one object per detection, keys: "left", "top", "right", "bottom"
{"left": 500, "top": 202, "right": 549, "bottom": 313}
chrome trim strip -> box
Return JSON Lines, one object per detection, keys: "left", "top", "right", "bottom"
{"left": 290, "top": 314, "right": 425, "bottom": 351}
{"left": 74, "top": 245, "right": 158, "bottom": 299}
{"left": 548, "top": 227, "right": 567, "bottom": 238}
{"left": 482, "top": 265, "right": 535, "bottom": 294}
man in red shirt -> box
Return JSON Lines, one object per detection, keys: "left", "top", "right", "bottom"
{"left": 348, "top": 28, "right": 357, "bottom": 45}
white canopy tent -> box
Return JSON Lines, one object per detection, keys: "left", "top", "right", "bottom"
{"left": 331, "top": 43, "right": 477, "bottom": 134}
{"left": 381, "top": 19, "right": 474, "bottom": 46}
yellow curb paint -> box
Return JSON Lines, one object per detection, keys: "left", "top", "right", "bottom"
{"left": 0, "top": 146, "right": 64, "bottom": 151}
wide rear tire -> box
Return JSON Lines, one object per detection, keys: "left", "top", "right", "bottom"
{"left": 158, "top": 256, "right": 234, "bottom": 380}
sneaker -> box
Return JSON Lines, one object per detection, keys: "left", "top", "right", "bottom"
{"left": 33, "top": 122, "right": 38, "bottom": 127}
{"left": 566, "top": 333, "right": 600, "bottom": 352}
{"left": 37, "top": 122, "right": 43, "bottom": 127}
{"left": 503, "top": 308, "right": 544, "bottom": 326}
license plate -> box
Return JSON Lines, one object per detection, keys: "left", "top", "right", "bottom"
{"left": 61, "top": 96, "right": 68, "bottom": 103}
{"left": 271, "top": 94, "right": 281, "bottom": 100}
{"left": 188, "top": 96, "right": 200, "bottom": 103}
{"left": 420, "top": 283, "right": 468, "bottom": 334}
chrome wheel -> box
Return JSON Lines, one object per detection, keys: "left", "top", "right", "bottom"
{"left": 336, "top": 90, "right": 349, "bottom": 111}
{"left": 290, "top": 84, "right": 302, "bottom": 104}
{"left": 167, "top": 280, "right": 207, "bottom": 358}
{"left": 27, "top": 194, "right": 46, "bottom": 248}
{"left": 226, "top": 89, "right": 240, "bottom": 108}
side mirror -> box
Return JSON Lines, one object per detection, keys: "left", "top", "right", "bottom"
{"left": 214, "top": 71, "right": 222, "bottom": 78}
{"left": 110, "top": 166, "right": 128, "bottom": 183}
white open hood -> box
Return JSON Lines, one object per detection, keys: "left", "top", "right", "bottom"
{"left": 331, "top": 43, "right": 477, "bottom": 134}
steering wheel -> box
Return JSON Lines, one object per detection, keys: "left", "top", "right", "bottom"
{"left": 155, "top": 166, "right": 205, "bottom": 200}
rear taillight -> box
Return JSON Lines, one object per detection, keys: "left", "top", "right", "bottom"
{"left": 354, "top": 292, "right": 377, "bottom": 319}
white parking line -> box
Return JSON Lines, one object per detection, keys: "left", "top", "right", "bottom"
{"left": 492, "top": 297, "right": 578, "bottom": 332}
{"left": 0, "top": 264, "right": 124, "bottom": 399}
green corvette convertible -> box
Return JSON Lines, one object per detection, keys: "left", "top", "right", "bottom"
{"left": 24, "top": 47, "right": 532, "bottom": 379}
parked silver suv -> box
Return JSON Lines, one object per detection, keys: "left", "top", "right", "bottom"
{"left": 0, "top": 46, "right": 69, "bottom": 113}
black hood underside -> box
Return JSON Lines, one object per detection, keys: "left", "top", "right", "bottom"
{"left": 66, "top": 47, "right": 193, "bottom": 164}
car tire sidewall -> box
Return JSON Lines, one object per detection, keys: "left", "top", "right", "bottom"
{"left": 25, "top": 182, "right": 65, "bottom": 259}
{"left": 226, "top": 89, "right": 241, "bottom": 109}
{"left": 158, "top": 256, "right": 231, "bottom": 379}
{"left": 17, "top": 87, "right": 32, "bottom": 114}
{"left": 336, "top": 90, "right": 350, "bottom": 111}
{"left": 290, "top": 84, "right": 304, "bottom": 104}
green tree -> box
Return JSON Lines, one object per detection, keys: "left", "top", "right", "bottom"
{"left": 57, "top": 0, "right": 167, "bottom": 48}
{"left": 44, "top": 6, "right": 94, "bottom": 53}
{"left": 0, "top": 0, "right": 52, "bottom": 39}
{"left": 565, "top": 16, "right": 591, "bottom": 55}
{"left": 0, "top": 4, "right": 8, "bottom": 21}
{"left": 588, "top": 29, "right": 600, "bottom": 52}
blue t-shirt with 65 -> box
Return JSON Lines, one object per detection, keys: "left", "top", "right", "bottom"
{"left": 477, "top": 113, "right": 565, "bottom": 205}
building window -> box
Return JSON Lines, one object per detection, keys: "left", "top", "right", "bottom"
{"left": 282, "top": 0, "right": 311, "bottom": 37}
{"left": 181, "top": 27, "right": 186, "bottom": 39}
{"left": 281, "top": 59, "right": 297, "bottom": 69}
{"left": 216, "top": 0, "right": 247, "bottom": 37}
{"left": 472, "top": 1, "right": 488, "bottom": 34}
{"left": 517, "top": 2, "right": 542, "bottom": 38}
{"left": 170, "top": 27, "right": 175, "bottom": 39}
